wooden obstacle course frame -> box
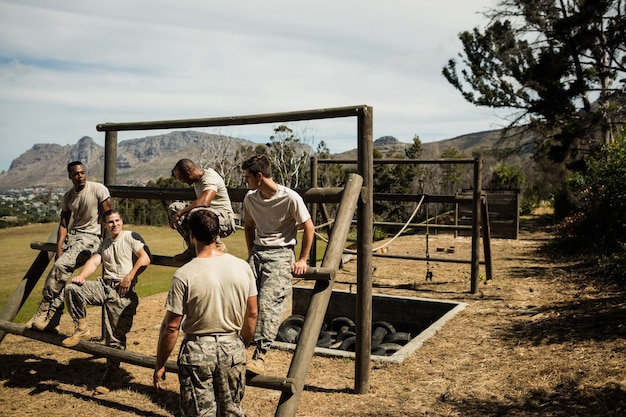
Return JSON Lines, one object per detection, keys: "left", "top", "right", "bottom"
{"left": 0, "top": 105, "right": 374, "bottom": 417}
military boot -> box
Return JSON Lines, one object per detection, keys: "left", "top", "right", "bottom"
{"left": 62, "top": 318, "right": 91, "bottom": 347}
{"left": 246, "top": 348, "right": 266, "bottom": 375}
{"left": 25, "top": 301, "right": 50, "bottom": 330}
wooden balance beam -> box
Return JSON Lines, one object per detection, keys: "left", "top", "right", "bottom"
{"left": 0, "top": 319, "right": 296, "bottom": 394}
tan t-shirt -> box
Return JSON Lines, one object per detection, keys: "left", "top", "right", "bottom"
{"left": 61, "top": 181, "right": 110, "bottom": 235}
{"left": 166, "top": 254, "right": 257, "bottom": 335}
{"left": 100, "top": 230, "right": 150, "bottom": 282}
{"left": 242, "top": 185, "right": 311, "bottom": 247}
{"left": 193, "top": 168, "right": 234, "bottom": 214}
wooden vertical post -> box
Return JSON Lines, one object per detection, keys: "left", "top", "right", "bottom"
{"left": 355, "top": 106, "right": 373, "bottom": 394}
{"left": 481, "top": 197, "right": 494, "bottom": 281}
{"left": 309, "top": 156, "right": 318, "bottom": 267}
{"left": 104, "top": 131, "right": 117, "bottom": 187}
{"left": 470, "top": 158, "right": 482, "bottom": 294}
{"left": 102, "top": 130, "right": 117, "bottom": 339}
{"left": 275, "top": 173, "right": 364, "bottom": 417}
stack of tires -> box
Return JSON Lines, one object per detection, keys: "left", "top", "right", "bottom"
{"left": 276, "top": 315, "right": 412, "bottom": 357}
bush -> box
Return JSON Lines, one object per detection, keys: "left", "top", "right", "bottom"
{"left": 553, "top": 130, "right": 626, "bottom": 282}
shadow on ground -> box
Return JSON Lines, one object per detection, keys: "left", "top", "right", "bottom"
{"left": 0, "top": 353, "right": 180, "bottom": 416}
{"left": 444, "top": 380, "right": 626, "bottom": 417}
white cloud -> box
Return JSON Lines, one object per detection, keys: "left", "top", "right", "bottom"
{"left": 0, "top": 0, "right": 501, "bottom": 171}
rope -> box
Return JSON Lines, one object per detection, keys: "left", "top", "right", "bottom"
{"left": 425, "top": 204, "right": 433, "bottom": 281}
{"left": 325, "top": 194, "right": 425, "bottom": 254}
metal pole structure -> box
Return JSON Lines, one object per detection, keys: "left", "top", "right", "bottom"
{"left": 470, "top": 158, "right": 482, "bottom": 294}
{"left": 275, "top": 173, "right": 364, "bottom": 417}
{"left": 103, "top": 131, "right": 118, "bottom": 187}
{"left": 355, "top": 106, "right": 373, "bottom": 393}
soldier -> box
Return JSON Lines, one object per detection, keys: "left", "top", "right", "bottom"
{"left": 241, "top": 154, "right": 314, "bottom": 375}
{"left": 26, "top": 161, "right": 111, "bottom": 332}
{"left": 154, "top": 209, "right": 257, "bottom": 416}
{"left": 62, "top": 209, "right": 151, "bottom": 394}
{"left": 168, "top": 158, "right": 236, "bottom": 261}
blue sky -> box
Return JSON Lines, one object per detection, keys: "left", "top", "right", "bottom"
{"left": 0, "top": 0, "right": 503, "bottom": 172}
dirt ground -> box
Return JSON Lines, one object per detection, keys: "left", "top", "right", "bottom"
{"left": 0, "top": 216, "right": 624, "bottom": 416}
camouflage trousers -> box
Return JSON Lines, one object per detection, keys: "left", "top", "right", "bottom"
{"left": 168, "top": 203, "right": 235, "bottom": 252}
{"left": 64, "top": 277, "right": 138, "bottom": 351}
{"left": 178, "top": 336, "right": 246, "bottom": 417}
{"left": 249, "top": 246, "right": 294, "bottom": 353}
{"left": 41, "top": 232, "right": 101, "bottom": 313}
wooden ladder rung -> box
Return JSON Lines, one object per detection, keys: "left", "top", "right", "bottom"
{"left": 247, "top": 374, "right": 296, "bottom": 394}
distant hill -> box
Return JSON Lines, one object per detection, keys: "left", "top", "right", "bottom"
{"left": 0, "top": 128, "right": 534, "bottom": 191}
{"left": 335, "top": 128, "right": 535, "bottom": 161}
{"left": 0, "top": 131, "right": 256, "bottom": 190}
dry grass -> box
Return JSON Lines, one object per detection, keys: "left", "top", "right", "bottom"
{"left": 1, "top": 216, "right": 625, "bottom": 416}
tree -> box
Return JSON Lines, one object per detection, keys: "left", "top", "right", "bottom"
{"left": 490, "top": 163, "right": 527, "bottom": 189}
{"left": 442, "top": 0, "right": 626, "bottom": 166}
{"left": 440, "top": 146, "right": 463, "bottom": 195}
{"left": 315, "top": 140, "right": 345, "bottom": 187}
{"left": 116, "top": 176, "right": 185, "bottom": 226}
{"left": 264, "top": 125, "right": 313, "bottom": 189}
{"left": 372, "top": 136, "right": 426, "bottom": 223}
{"left": 197, "top": 131, "right": 250, "bottom": 187}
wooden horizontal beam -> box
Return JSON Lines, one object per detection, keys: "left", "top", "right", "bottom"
{"left": 30, "top": 242, "right": 335, "bottom": 280}
{"left": 317, "top": 158, "right": 477, "bottom": 165}
{"left": 107, "top": 186, "right": 350, "bottom": 204}
{"left": 0, "top": 319, "right": 179, "bottom": 373}
{"left": 96, "top": 105, "right": 368, "bottom": 132}
{"left": 0, "top": 319, "right": 296, "bottom": 394}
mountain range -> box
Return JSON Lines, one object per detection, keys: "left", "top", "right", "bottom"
{"left": 0, "top": 129, "right": 531, "bottom": 191}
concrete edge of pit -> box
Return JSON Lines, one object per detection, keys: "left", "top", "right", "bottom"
{"left": 273, "top": 299, "right": 469, "bottom": 364}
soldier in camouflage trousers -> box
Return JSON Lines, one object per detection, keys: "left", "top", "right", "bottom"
{"left": 248, "top": 246, "right": 295, "bottom": 354}
{"left": 62, "top": 209, "right": 151, "bottom": 393}
{"left": 26, "top": 161, "right": 112, "bottom": 332}
{"left": 241, "top": 154, "right": 314, "bottom": 375}
{"left": 178, "top": 336, "right": 247, "bottom": 416}
{"left": 154, "top": 210, "right": 257, "bottom": 417}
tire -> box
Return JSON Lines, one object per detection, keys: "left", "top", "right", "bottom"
{"left": 383, "top": 331, "right": 411, "bottom": 345}
{"left": 330, "top": 316, "right": 356, "bottom": 334}
{"left": 335, "top": 330, "right": 356, "bottom": 342}
{"left": 316, "top": 330, "right": 333, "bottom": 348}
{"left": 379, "top": 342, "right": 403, "bottom": 355}
{"left": 371, "top": 326, "right": 388, "bottom": 346}
{"left": 276, "top": 323, "right": 301, "bottom": 344}
{"left": 281, "top": 314, "right": 305, "bottom": 328}
{"left": 295, "top": 329, "right": 333, "bottom": 348}
{"left": 372, "top": 320, "right": 396, "bottom": 335}
{"left": 371, "top": 346, "right": 387, "bottom": 356}
{"left": 339, "top": 335, "right": 357, "bottom": 351}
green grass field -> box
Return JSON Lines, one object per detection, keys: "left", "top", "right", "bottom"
{"left": 0, "top": 223, "right": 327, "bottom": 324}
